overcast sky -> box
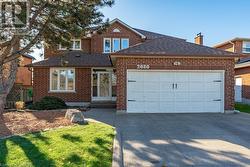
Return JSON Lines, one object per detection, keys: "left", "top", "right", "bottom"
{"left": 32, "top": 0, "right": 250, "bottom": 61}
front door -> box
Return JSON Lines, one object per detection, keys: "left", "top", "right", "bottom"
{"left": 92, "top": 71, "right": 115, "bottom": 101}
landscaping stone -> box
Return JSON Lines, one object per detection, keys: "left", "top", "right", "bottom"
{"left": 70, "top": 112, "right": 85, "bottom": 124}
{"left": 65, "top": 109, "right": 85, "bottom": 124}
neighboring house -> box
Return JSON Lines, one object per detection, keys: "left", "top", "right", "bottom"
{"left": 6, "top": 54, "right": 34, "bottom": 108}
{"left": 28, "top": 18, "right": 238, "bottom": 113}
{"left": 214, "top": 38, "right": 250, "bottom": 104}
{"left": 15, "top": 54, "right": 34, "bottom": 87}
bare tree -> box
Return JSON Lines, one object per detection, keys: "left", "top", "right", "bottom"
{"left": 0, "top": 0, "right": 114, "bottom": 115}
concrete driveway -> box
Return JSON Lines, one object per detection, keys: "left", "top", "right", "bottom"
{"left": 85, "top": 110, "right": 250, "bottom": 167}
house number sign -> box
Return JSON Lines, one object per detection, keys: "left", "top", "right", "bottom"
{"left": 137, "top": 64, "right": 150, "bottom": 70}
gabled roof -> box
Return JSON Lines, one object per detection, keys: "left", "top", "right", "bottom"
{"left": 112, "top": 36, "right": 238, "bottom": 57}
{"left": 214, "top": 37, "right": 250, "bottom": 48}
{"left": 28, "top": 51, "right": 112, "bottom": 67}
{"left": 110, "top": 18, "right": 146, "bottom": 39}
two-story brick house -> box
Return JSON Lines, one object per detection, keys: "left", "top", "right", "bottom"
{"left": 29, "top": 18, "right": 238, "bottom": 113}
{"left": 215, "top": 38, "right": 250, "bottom": 104}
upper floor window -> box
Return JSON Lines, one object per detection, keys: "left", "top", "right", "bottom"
{"left": 243, "top": 41, "right": 250, "bottom": 53}
{"left": 50, "top": 68, "right": 75, "bottom": 92}
{"left": 103, "top": 38, "right": 129, "bottom": 53}
{"left": 121, "top": 38, "right": 129, "bottom": 49}
{"left": 103, "top": 38, "right": 111, "bottom": 53}
{"left": 112, "top": 38, "right": 120, "bottom": 52}
{"left": 59, "top": 39, "right": 81, "bottom": 50}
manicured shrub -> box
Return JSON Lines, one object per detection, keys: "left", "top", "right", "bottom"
{"left": 28, "top": 96, "right": 67, "bottom": 110}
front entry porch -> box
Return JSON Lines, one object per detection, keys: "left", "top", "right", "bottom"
{"left": 91, "top": 68, "right": 116, "bottom": 102}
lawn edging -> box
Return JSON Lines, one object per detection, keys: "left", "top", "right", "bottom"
{"left": 112, "top": 128, "right": 124, "bottom": 167}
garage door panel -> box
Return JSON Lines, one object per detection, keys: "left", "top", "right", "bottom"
{"left": 160, "top": 73, "right": 174, "bottom": 81}
{"left": 204, "top": 73, "right": 221, "bottom": 82}
{"left": 145, "top": 102, "right": 159, "bottom": 113}
{"left": 189, "top": 102, "right": 204, "bottom": 112}
{"left": 144, "top": 92, "right": 160, "bottom": 101}
{"left": 127, "top": 71, "right": 224, "bottom": 113}
{"left": 175, "top": 102, "right": 191, "bottom": 112}
{"left": 204, "top": 83, "right": 221, "bottom": 92}
{"left": 189, "top": 73, "right": 204, "bottom": 82}
{"left": 159, "top": 102, "right": 175, "bottom": 112}
{"left": 189, "top": 92, "right": 205, "bottom": 101}
{"left": 175, "top": 92, "right": 189, "bottom": 101}
{"left": 127, "top": 82, "right": 144, "bottom": 91}
{"left": 175, "top": 72, "right": 189, "bottom": 82}
{"left": 204, "top": 102, "right": 221, "bottom": 112}
{"left": 143, "top": 72, "right": 160, "bottom": 81}
{"left": 160, "top": 92, "right": 175, "bottom": 101}
{"left": 175, "top": 82, "right": 189, "bottom": 92}
{"left": 144, "top": 82, "right": 160, "bottom": 91}
{"left": 127, "top": 101, "right": 145, "bottom": 113}
{"left": 160, "top": 82, "right": 174, "bottom": 91}
{"left": 128, "top": 72, "right": 144, "bottom": 81}
{"left": 189, "top": 82, "right": 204, "bottom": 92}
{"left": 127, "top": 92, "right": 144, "bottom": 101}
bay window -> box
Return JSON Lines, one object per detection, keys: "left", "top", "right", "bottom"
{"left": 50, "top": 68, "right": 75, "bottom": 92}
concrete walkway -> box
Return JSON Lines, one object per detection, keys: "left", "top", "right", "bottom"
{"left": 84, "top": 109, "right": 250, "bottom": 167}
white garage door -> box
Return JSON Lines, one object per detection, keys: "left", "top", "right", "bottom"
{"left": 127, "top": 70, "right": 224, "bottom": 113}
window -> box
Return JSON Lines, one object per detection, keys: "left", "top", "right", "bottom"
{"left": 103, "top": 38, "right": 129, "bottom": 53}
{"left": 112, "top": 38, "right": 120, "bottom": 52}
{"left": 103, "top": 38, "right": 111, "bottom": 53}
{"left": 50, "top": 68, "right": 75, "bottom": 92}
{"left": 121, "top": 38, "right": 129, "bottom": 49}
{"left": 243, "top": 41, "right": 250, "bottom": 53}
{"left": 58, "top": 39, "right": 81, "bottom": 50}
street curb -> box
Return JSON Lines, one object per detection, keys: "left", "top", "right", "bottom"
{"left": 112, "top": 128, "right": 124, "bottom": 167}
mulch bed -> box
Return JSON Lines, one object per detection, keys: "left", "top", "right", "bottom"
{"left": 0, "top": 110, "right": 73, "bottom": 138}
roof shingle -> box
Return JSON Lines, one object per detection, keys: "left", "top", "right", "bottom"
{"left": 28, "top": 51, "right": 112, "bottom": 67}
{"left": 113, "top": 36, "right": 238, "bottom": 57}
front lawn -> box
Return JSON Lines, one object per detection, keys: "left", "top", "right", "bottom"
{"left": 0, "top": 123, "right": 114, "bottom": 167}
{"left": 235, "top": 103, "right": 250, "bottom": 114}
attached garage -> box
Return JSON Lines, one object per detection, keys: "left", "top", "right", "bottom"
{"left": 111, "top": 36, "right": 238, "bottom": 113}
{"left": 127, "top": 70, "right": 224, "bottom": 113}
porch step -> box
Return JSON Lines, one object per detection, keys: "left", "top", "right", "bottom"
{"left": 90, "top": 101, "right": 116, "bottom": 108}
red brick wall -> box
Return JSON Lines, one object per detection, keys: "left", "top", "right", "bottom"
{"left": 116, "top": 57, "right": 235, "bottom": 111}
{"left": 90, "top": 22, "right": 143, "bottom": 53}
{"left": 15, "top": 57, "right": 32, "bottom": 86}
{"left": 33, "top": 68, "right": 91, "bottom": 102}
{"left": 44, "top": 22, "right": 143, "bottom": 58}
{"left": 235, "top": 67, "right": 250, "bottom": 99}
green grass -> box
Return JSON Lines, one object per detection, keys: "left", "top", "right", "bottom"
{"left": 0, "top": 123, "right": 114, "bottom": 167}
{"left": 235, "top": 103, "right": 250, "bottom": 114}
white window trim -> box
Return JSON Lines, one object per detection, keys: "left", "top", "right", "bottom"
{"left": 49, "top": 68, "right": 76, "bottom": 92}
{"left": 58, "top": 39, "right": 81, "bottom": 51}
{"left": 121, "top": 38, "right": 129, "bottom": 49}
{"left": 72, "top": 39, "right": 81, "bottom": 50}
{"left": 112, "top": 38, "right": 121, "bottom": 52}
{"left": 103, "top": 38, "right": 111, "bottom": 53}
{"left": 58, "top": 44, "right": 67, "bottom": 50}
{"left": 242, "top": 41, "right": 250, "bottom": 53}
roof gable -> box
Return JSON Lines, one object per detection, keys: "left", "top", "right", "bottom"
{"left": 109, "top": 18, "right": 146, "bottom": 39}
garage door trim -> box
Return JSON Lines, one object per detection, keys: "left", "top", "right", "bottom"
{"left": 126, "top": 70, "right": 225, "bottom": 113}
